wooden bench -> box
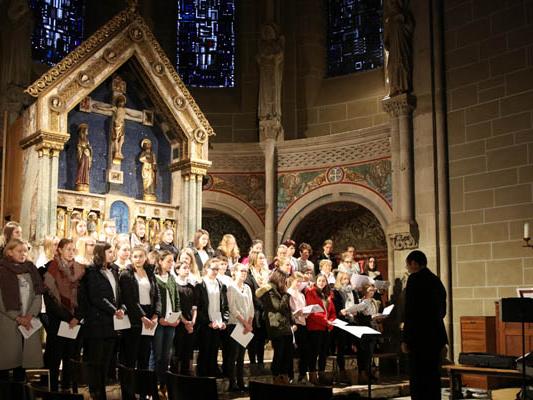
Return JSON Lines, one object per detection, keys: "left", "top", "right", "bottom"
{"left": 443, "top": 364, "right": 522, "bottom": 399}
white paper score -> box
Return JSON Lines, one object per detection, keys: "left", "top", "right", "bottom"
{"left": 18, "top": 317, "right": 42, "bottom": 339}
{"left": 230, "top": 323, "right": 254, "bottom": 348}
{"left": 141, "top": 320, "right": 158, "bottom": 336}
{"left": 113, "top": 315, "right": 131, "bottom": 331}
{"left": 58, "top": 321, "right": 81, "bottom": 339}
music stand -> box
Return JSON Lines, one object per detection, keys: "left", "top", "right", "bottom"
{"left": 500, "top": 298, "right": 533, "bottom": 400}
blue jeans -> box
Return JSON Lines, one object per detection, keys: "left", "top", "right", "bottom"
{"left": 154, "top": 324, "right": 175, "bottom": 385}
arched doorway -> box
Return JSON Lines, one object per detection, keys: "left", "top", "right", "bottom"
{"left": 291, "top": 202, "right": 388, "bottom": 279}
{"left": 202, "top": 209, "right": 253, "bottom": 257}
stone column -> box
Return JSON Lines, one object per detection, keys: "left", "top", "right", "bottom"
{"left": 170, "top": 159, "right": 209, "bottom": 247}
{"left": 383, "top": 93, "right": 418, "bottom": 251}
{"left": 19, "top": 130, "right": 69, "bottom": 243}
{"left": 260, "top": 120, "right": 281, "bottom": 259}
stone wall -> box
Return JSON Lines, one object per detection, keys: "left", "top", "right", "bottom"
{"left": 445, "top": 0, "right": 533, "bottom": 356}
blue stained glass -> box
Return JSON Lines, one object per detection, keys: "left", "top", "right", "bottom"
{"left": 327, "top": 0, "right": 384, "bottom": 77}
{"left": 176, "top": 0, "right": 236, "bottom": 88}
{"left": 29, "top": 0, "right": 85, "bottom": 66}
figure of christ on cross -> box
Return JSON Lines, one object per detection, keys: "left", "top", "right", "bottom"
{"left": 78, "top": 81, "right": 154, "bottom": 165}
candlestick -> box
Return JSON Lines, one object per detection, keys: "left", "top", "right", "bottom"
{"left": 525, "top": 222, "right": 530, "bottom": 240}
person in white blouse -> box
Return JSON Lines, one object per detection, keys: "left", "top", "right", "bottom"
{"left": 319, "top": 259, "right": 336, "bottom": 286}
{"left": 226, "top": 264, "right": 254, "bottom": 392}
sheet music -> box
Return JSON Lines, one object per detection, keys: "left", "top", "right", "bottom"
{"left": 18, "top": 318, "right": 42, "bottom": 339}
{"left": 141, "top": 320, "right": 158, "bottom": 336}
{"left": 230, "top": 323, "right": 254, "bottom": 348}
{"left": 336, "top": 324, "right": 381, "bottom": 339}
{"left": 166, "top": 312, "right": 181, "bottom": 324}
{"left": 113, "top": 315, "right": 131, "bottom": 331}
{"left": 57, "top": 321, "right": 81, "bottom": 339}
{"left": 332, "top": 319, "right": 349, "bottom": 327}
{"left": 382, "top": 304, "right": 395, "bottom": 316}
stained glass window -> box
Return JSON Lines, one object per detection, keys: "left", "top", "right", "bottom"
{"left": 176, "top": 0, "right": 236, "bottom": 88}
{"left": 30, "top": 0, "right": 85, "bottom": 66}
{"left": 327, "top": 0, "right": 384, "bottom": 77}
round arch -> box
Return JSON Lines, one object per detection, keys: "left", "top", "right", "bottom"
{"left": 278, "top": 183, "right": 393, "bottom": 241}
{"left": 203, "top": 191, "right": 264, "bottom": 240}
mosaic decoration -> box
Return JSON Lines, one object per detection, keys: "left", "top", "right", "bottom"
{"left": 176, "top": 0, "right": 236, "bottom": 87}
{"left": 327, "top": 0, "right": 384, "bottom": 77}
{"left": 202, "top": 209, "right": 252, "bottom": 257}
{"left": 30, "top": 0, "right": 85, "bottom": 66}
{"left": 204, "top": 173, "right": 265, "bottom": 218}
{"left": 277, "top": 158, "right": 391, "bottom": 218}
{"left": 291, "top": 201, "right": 387, "bottom": 265}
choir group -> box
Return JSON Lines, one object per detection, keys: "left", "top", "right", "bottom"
{"left": 0, "top": 220, "right": 392, "bottom": 400}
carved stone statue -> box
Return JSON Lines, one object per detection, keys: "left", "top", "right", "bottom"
{"left": 257, "top": 22, "right": 284, "bottom": 122}
{"left": 384, "top": 0, "right": 414, "bottom": 97}
{"left": 111, "top": 94, "right": 127, "bottom": 161}
{"left": 139, "top": 138, "right": 157, "bottom": 201}
{"left": 0, "top": 0, "right": 33, "bottom": 104}
{"left": 75, "top": 123, "right": 92, "bottom": 192}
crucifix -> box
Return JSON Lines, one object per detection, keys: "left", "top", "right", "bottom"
{"left": 79, "top": 75, "right": 154, "bottom": 166}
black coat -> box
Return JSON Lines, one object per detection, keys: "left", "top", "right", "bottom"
{"left": 315, "top": 252, "right": 337, "bottom": 275}
{"left": 119, "top": 264, "right": 161, "bottom": 327}
{"left": 78, "top": 265, "right": 125, "bottom": 339}
{"left": 403, "top": 267, "right": 447, "bottom": 352}
{"left": 189, "top": 246, "right": 215, "bottom": 274}
{"left": 195, "top": 278, "right": 229, "bottom": 326}
{"left": 245, "top": 272, "right": 264, "bottom": 328}
{"left": 332, "top": 287, "right": 360, "bottom": 323}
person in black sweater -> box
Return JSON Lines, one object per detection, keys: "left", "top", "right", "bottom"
{"left": 118, "top": 246, "right": 161, "bottom": 371}
{"left": 172, "top": 261, "right": 198, "bottom": 375}
{"left": 315, "top": 239, "right": 336, "bottom": 275}
{"left": 195, "top": 258, "right": 229, "bottom": 377}
{"left": 402, "top": 250, "right": 447, "bottom": 400}
{"left": 79, "top": 242, "right": 126, "bottom": 400}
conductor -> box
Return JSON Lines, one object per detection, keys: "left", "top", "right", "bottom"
{"left": 401, "top": 250, "right": 447, "bottom": 399}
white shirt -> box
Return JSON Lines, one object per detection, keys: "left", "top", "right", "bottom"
{"left": 288, "top": 287, "right": 306, "bottom": 326}
{"left": 159, "top": 275, "right": 174, "bottom": 319}
{"left": 217, "top": 274, "right": 233, "bottom": 288}
{"left": 205, "top": 277, "right": 222, "bottom": 323}
{"left": 227, "top": 283, "right": 254, "bottom": 325}
{"left": 198, "top": 249, "right": 209, "bottom": 266}
{"left": 103, "top": 268, "right": 117, "bottom": 300}
{"left": 18, "top": 274, "right": 31, "bottom": 315}
{"left": 135, "top": 273, "right": 151, "bottom": 305}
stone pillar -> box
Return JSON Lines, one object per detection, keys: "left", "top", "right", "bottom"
{"left": 19, "top": 130, "right": 69, "bottom": 243}
{"left": 260, "top": 120, "right": 281, "bottom": 259}
{"left": 383, "top": 93, "right": 418, "bottom": 251}
{"left": 170, "top": 159, "right": 209, "bottom": 247}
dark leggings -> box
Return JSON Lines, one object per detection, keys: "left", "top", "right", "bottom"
{"left": 196, "top": 325, "right": 222, "bottom": 377}
{"left": 270, "top": 335, "right": 293, "bottom": 376}
{"left": 46, "top": 334, "right": 81, "bottom": 391}
{"left": 307, "top": 330, "right": 330, "bottom": 372}
{"left": 120, "top": 326, "right": 153, "bottom": 369}
{"left": 289, "top": 324, "right": 308, "bottom": 380}
{"left": 83, "top": 337, "right": 116, "bottom": 400}
{"left": 172, "top": 324, "right": 196, "bottom": 375}
{"left": 247, "top": 323, "right": 266, "bottom": 364}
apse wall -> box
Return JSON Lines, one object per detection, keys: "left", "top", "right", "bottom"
{"left": 445, "top": 0, "right": 533, "bottom": 356}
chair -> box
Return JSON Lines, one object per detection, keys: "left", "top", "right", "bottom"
{"left": 26, "top": 383, "right": 84, "bottom": 400}
{"left": 118, "top": 364, "right": 159, "bottom": 400}
{"left": 166, "top": 372, "right": 218, "bottom": 400}
{"left": 248, "top": 380, "right": 333, "bottom": 400}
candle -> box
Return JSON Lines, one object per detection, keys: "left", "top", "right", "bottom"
{"left": 525, "top": 222, "right": 530, "bottom": 240}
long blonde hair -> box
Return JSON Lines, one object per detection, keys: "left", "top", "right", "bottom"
{"left": 179, "top": 247, "right": 201, "bottom": 281}
{"left": 334, "top": 271, "right": 350, "bottom": 290}
{"left": 217, "top": 234, "right": 240, "bottom": 260}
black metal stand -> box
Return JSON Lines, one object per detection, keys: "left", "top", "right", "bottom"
{"left": 364, "top": 334, "right": 380, "bottom": 399}
{"left": 500, "top": 298, "right": 533, "bottom": 400}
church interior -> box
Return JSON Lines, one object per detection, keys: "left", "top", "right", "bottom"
{"left": 0, "top": 0, "right": 532, "bottom": 399}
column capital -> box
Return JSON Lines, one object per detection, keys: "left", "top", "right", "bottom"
{"left": 19, "top": 129, "right": 70, "bottom": 157}
{"left": 382, "top": 93, "right": 416, "bottom": 117}
{"left": 169, "top": 158, "right": 211, "bottom": 176}
{"left": 387, "top": 220, "right": 419, "bottom": 251}
{"left": 259, "top": 117, "right": 283, "bottom": 142}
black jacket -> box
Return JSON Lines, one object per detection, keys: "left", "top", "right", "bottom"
{"left": 189, "top": 246, "right": 215, "bottom": 274}
{"left": 245, "top": 272, "right": 264, "bottom": 328}
{"left": 78, "top": 265, "right": 125, "bottom": 339}
{"left": 403, "top": 267, "right": 447, "bottom": 352}
{"left": 333, "top": 287, "right": 360, "bottom": 323}
{"left": 119, "top": 264, "right": 161, "bottom": 327}
{"left": 195, "top": 278, "right": 229, "bottom": 326}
